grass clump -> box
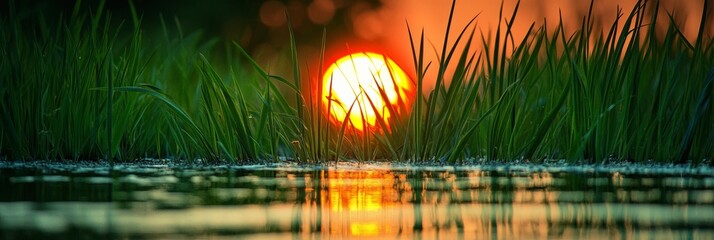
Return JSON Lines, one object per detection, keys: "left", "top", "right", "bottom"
{"left": 401, "top": 0, "right": 713, "bottom": 164}
{"left": 0, "top": 0, "right": 293, "bottom": 162}
{"left": 0, "top": 0, "right": 711, "bottom": 164}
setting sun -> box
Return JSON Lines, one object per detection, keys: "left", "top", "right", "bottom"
{"left": 322, "top": 52, "right": 413, "bottom": 131}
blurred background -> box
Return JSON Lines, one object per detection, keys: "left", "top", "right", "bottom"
{"left": 3, "top": 0, "right": 711, "bottom": 88}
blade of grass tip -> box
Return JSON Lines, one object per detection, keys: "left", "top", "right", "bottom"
{"left": 676, "top": 68, "right": 714, "bottom": 164}
{"left": 91, "top": 0, "right": 106, "bottom": 34}
{"left": 436, "top": 0, "right": 457, "bottom": 86}
{"left": 285, "top": 11, "right": 304, "bottom": 139}
{"left": 501, "top": 0, "right": 520, "bottom": 77}
{"left": 691, "top": 0, "right": 709, "bottom": 71}
{"left": 584, "top": 0, "right": 594, "bottom": 58}
{"left": 128, "top": 0, "right": 140, "bottom": 30}
{"left": 70, "top": 0, "right": 83, "bottom": 20}
{"left": 489, "top": 0, "right": 505, "bottom": 102}
{"left": 515, "top": 23, "right": 541, "bottom": 78}
{"left": 647, "top": 0, "right": 661, "bottom": 50}
{"left": 406, "top": 21, "right": 422, "bottom": 161}
{"left": 439, "top": 16, "right": 478, "bottom": 92}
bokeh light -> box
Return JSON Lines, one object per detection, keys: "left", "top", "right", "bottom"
{"left": 259, "top": 0, "right": 287, "bottom": 28}
{"left": 308, "top": 0, "right": 336, "bottom": 24}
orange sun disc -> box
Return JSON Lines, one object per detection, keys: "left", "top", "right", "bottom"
{"left": 322, "top": 52, "right": 413, "bottom": 131}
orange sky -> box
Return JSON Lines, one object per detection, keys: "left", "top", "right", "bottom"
{"left": 347, "top": 0, "right": 710, "bottom": 90}
{"left": 252, "top": 0, "right": 712, "bottom": 92}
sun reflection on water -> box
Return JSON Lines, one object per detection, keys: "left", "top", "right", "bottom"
{"left": 288, "top": 167, "right": 714, "bottom": 239}
{"left": 2, "top": 165, "right": 714, "bottom": 239}
{"left": 323, "top": 170, "right": 399, "bottom": 236}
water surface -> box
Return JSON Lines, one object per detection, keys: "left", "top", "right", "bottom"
{"left": 1, "top": 161, "right": 713, "bottom": 239}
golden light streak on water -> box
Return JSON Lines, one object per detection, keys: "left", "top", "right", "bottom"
{"left": 2, "top": 165, "right": 714, "bottom": 239}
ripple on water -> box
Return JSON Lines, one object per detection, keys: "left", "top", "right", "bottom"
{"left": 1, "top": 161, "right": 714, "bottom": 239}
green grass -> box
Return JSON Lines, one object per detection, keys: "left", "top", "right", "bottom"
{"left": 1, "top": 0, "right": 712, "bottom": 164}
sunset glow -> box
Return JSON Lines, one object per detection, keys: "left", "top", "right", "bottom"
{"left": 322, "top": 52, "right": 413, "bottom": 131}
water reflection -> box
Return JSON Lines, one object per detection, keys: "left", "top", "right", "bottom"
{"left": 0, "top": 163, "right": 713, "bottom": 239}
{"left": 324, "top": 170, "right": 395, "bottom": 236}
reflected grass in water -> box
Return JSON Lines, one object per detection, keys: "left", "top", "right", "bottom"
{"left": 1, "top": 162, "right": 713, "bottom": 239}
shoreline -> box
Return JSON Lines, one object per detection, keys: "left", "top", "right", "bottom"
{"left": 2, "top": 159, "right": 713, "bottom": 177}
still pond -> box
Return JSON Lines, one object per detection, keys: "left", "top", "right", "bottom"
{"left": 1, "top": 161, "right": 713, "bottom": 239}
